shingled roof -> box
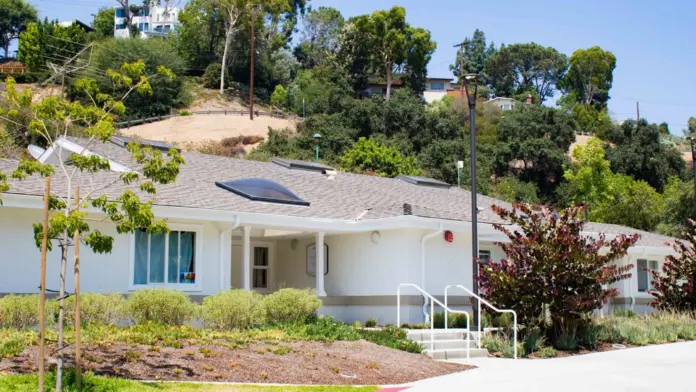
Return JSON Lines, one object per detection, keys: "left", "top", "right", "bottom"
{"left": 0, "top": 137, "right": 679, "bottom": 248}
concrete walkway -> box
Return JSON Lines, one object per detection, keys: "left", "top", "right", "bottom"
{"left": 407, "top": 341, "right": 696, "bottom": 392}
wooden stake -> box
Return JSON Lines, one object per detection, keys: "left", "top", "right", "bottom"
{"left": 74, "top": 186, "right": 81, "bottom": 388}
{"left": 38, "top": 177, "right": 50, "bottom": 392}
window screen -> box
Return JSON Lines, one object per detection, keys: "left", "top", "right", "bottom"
{"left": 637, "top": 259, "right": 648, "bottom": 292}
{"left": 479, "top": 250, "right": 492, "bottom": 264}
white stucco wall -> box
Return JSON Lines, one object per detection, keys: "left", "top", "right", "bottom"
{"left": 423, "top": 91, "right": 448, "bottom": 103}
{"left": 0, "top": 206, "right": 224, "bottom": 296}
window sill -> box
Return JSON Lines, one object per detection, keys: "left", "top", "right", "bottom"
{"left": 129, "top": 284, "right": 203, "bottom": 293}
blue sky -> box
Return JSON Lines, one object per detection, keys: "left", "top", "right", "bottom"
{"left": 24, "top": 0, "right": 696, "bottom": 133}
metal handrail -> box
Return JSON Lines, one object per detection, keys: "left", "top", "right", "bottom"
{"left": 444, "top": 284, "right": 518, "bottom": 360}
{"left": 397, "top": 283, "right": 471, "bottom": 362}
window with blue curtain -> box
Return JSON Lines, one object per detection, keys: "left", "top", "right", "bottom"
{"left": 133, "top": 230, "right": 196, "bottom": 286}
{"left": 430, "top": 82, "right": 445, "bottom": 90}
{"left": 115, "top": 8, "right": 125, "bottom": 17}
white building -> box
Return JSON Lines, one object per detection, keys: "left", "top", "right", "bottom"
{"left": 114, "top": 4, "right": 180, "bottom": 38}
{"left": 423, "top": 78, "right": 455, "bottom": 103}
{"left": 485, "top": 97, "right": 518, "bottom": 111}
{"left": 0, "top": 137, "right": 674, "bottom": 324}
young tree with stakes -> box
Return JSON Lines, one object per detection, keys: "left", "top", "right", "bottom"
{"left": 0, "top": 61, "right": 184, "bottom": 392}
{"left": 478, "top": 204, "right": 638, "bottom": 348}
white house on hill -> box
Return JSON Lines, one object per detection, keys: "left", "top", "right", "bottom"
{"left": 114, "top": 4, "right": 180, "bottom": 38}
{"left": 0, "top": 137, "right": 675, "bottom": 324}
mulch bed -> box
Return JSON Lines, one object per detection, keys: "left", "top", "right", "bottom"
{"left": 0, "top": 340, "right": 472, "bottom": 385}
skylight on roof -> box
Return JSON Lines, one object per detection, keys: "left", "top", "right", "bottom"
{"left": 111, "top": 135, "right": 180, "bottom": 152}
{"left": 396, "top": 175, "right": 450, "bottom": 189}
{"left": 271, "top": 157, "right": 334, "bottom": 173}
{"left": 215, "top": 178, "right": 310, "bottom": 206}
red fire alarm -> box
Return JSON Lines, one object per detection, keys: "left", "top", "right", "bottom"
{"left": 444, "top": 230, "right": 454, "bottom": 243}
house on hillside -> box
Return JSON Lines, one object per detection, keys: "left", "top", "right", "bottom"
{"left": 58, "top": 20, "right": 95, "bottom": 33}
{"left": 114, "top": 4, "right": 180, "bottom": 38}
{"left": 0, "top": 137, "right": 675, "bottom": 324}
{"left": 362, "top": 77, "right": 459, "bottom": 103}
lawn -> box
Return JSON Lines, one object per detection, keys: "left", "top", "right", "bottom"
{"left": 0, "top": 374, "right": 379, "bottom": 391}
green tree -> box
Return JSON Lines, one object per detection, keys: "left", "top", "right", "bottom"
{"left": 0, "top": 0, "right": 37, "bottom": 57}
{"left": 590, "top": 174, "right": 664, "bottom": 231}
{"left": 175, "top": 0, "right": 225, "bottom": 69}
{"left": 340, "top": 137, "right": 419, "bottom": 177}
{"left": 19, "top": 19, "right": 88, "bottom": 72}
{"left": 560, "top": 46, "right": 616, "bottom": 110}
{"left": 0, "top": 62, "right": 183, "bottom": 391}
{"left": 270, "top": 84, "right": 287, "bottom": 109}
{"left": 603, "top": 119, "right": 686, "bottom": 192}
{"left": 91, "top": 7, "right": 115, "bottom": 39}
{"left": 353, "top": 6, "right": 435, "bottom": 99}
{"left": 293, "top": 6, "right": 344, "bottom": 68}
{"left": 493, "top": 105, "right": 575, "bottom": 199}
{"left": 688, "top": 117, "right": 696, "bottom": 136}
{"left": 78, "top": 38, "right": 189, "bottom": 121}
{"left": 450, "top": 29, "right": 496, "bottom": 77}
{"left": 562, "top": 137, "right": 614, "bottom": 209}
{"left": 489, "top": 175, "right": 540, "bottom": 204}
{"left": 402, "top": 26, "right": 437, "bottom": 95}
{"left": 215, "top": 0, "right": 289, "bottom": 94}
{"left": 657, "top": 177, "right": 695, "bottom": 237}
{"left": 485, "top": 43, "right": 567, "bottom": 103}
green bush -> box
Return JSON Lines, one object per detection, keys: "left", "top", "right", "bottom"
{"left": 613, "top": 308, "right": 637, "bottom": 318}
{"left": 365, "top": 317, "right": 378, "bottom": 328}
{"left": 482, "top": 333, "right": 523, "bottom": 358}
{"left": 522, "top": 328, "right": 544, "bottom": 354}
{"left": 596, "top": 311, "right": 696, "bottom": 346}
{"left": 202, "top": 62, "right": 227, "bottom": 89}
{"left": 124, "top": 289, "right": 195, "bottom": 326}
{"left": 179, "top": 110, "right": 192, "bottom": 116}
{"left": 200, "top": 290, "right": 265, "bottom": 330}
{"left": 0, "top": 295, "right": 40, "bottom": 329}
{"left": 358, "top": 326, "right": 423, "bottom": 354}
{"left": 263, "top": 288, "right": 321, "bottom": 324}
{"left": 65, "top": 293, "right": 124, "bottom": 326}
{"left": 538, "top": 346, "right": 557, "bottom": 358}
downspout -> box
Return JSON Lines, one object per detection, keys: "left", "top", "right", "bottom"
{"left": 421, "top": 224, "right": 444, "bottom": 323}
{"left": 219, "top": 215, "right": 240, "bottom": 290}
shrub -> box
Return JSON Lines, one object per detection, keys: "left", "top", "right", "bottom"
{"left": 613, "top": 308, "right": 637, "bottom": 318}
{"left": 302, "top": 316, "right": 360, "bottom": 341}
{"left": 270, "top": 85, "right": 288, "bottom": 109}
{"left": 482, "top": 333, "right": 523, "bottom": 358}
{"left": 358, "top": 326, "right": 423, "bottom": 354}
{"left": 179, "top": 110, "right": 192, "bottom": 116}
{"left": 649, "top": 219, "right": 696, "bottom": 311}
{"left": 65, "top": 293, "right": 124, "bottom": 326}
{"left": 365, "top": 317, "right": 378, "bottom": 328}
{"left": 432, "top": 312, "right": 470, "bottom": 329}
{"left": 538, "top": 346, "right": 557, "bottom": 358}
{"left": 263, "top": 288, "right": 321, "bottom": 324}
{"left": 202, "top": 63, "right": 227, "bottom": 89}
{"left": 200, "top": 290, "right": 265, "bottom": 330}
{"left": 124, "top": 289, "right": 195, "bottom": 326}
{"left": 0, "top": 295, "right": 40, "bottom": 329}
{"left": 479, "top": 204, "right": 638, "bottom": 348}
{"left": 595, "top": 311, "right": 696, "bottom": 346}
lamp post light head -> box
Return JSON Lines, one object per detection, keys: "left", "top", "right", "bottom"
{"left": 313, "top": 133, "right": 322, "bottom": 143}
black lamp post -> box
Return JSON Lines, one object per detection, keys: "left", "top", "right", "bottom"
{"left": 462, "top": 72, "right": 481, "bottom": 327}
{"left": 689, "top": 137, "right": 696, "bottom": 206}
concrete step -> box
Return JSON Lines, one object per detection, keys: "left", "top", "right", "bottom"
{"left": 406, "top": 329, "right": 470, "bottom": 342}
{"left": 425, "top": 348, "right": 489, "bottom": 360}
{"left": 418, "top": 339, "right": 479, "bottom": 351}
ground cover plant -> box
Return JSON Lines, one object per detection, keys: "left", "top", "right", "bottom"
{"left": 0, "top": 289, "right": 468, "bottom": 385}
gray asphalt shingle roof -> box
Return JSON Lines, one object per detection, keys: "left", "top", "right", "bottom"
{"left": 0, "top": 137, "right": 678, "bottom": 248}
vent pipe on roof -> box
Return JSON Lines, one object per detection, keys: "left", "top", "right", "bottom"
{"left": 323, "top": 169, "right": 337, "bottom": 180}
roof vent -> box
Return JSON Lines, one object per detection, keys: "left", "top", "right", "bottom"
{"left": 215, "top": 178, "right": 309, "bottom": 206}
{"left": 111, "top": 135, "right": 180, "bottom": 152}
{"left": 396, "top": 175, "right": 450, "bottom": 189}
{"left": 271, "top": 157, "right": 334, "bottom": 173}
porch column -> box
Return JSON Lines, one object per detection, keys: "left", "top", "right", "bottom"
{"left": 315, "top": 232, "right": 327, "bottom": 297}
{"left": 243, "top": 226, "right": 251, "bottom": 290}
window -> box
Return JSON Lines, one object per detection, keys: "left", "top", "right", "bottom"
{"left": 115, "top": 23, "right": 126, "bottom": 30}
{"left": 307, "top": 244, "right": 329, "bottom": 276}
{"left": 132, "top": 228, "right": 199, "bottom": 289}
{"left": 430, "top": 82, "right": 445, "bottom": 90}
{"left": 479, "top": 250, "right": 492, "bottom": 264}
{"left": 115, "top": 8, "right": 125, "bottom": 18}
{"left": 253, "top": 247, "right": 269, "bottom": 289}
{"left": 637, "top": 259, "right": 659, "bottom": 292}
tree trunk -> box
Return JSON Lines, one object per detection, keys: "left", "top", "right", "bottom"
{"left": 3, "top": 44, "right": 9, "bottom": 58}
{"left": 220, "top": 25, "right": 233, "bottom": 95}
{"left": 55, "top": 230, "right": 69, "bottom": 392}
{"left": 385, "top": 63, "right": 392, "bottom": 100}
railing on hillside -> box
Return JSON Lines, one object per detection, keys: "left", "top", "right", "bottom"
{"left": 444, "top": 284, "right": 518, "bottom": 359}
{"left": 115, "top": 109, "right": 303, "bottom": 129}
{"left": 397, "top": 283, "right": 471, "bottom": 362}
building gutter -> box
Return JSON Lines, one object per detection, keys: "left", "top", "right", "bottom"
{"left": 421, "top": 224, "right": 444, "bottom": 323}
{"left": 219, "top": 216, "right": 240, "bottom": 290}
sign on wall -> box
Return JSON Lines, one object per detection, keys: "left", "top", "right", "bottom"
{"left": 306, "top": 243, "right": 329, "bottom": 276}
